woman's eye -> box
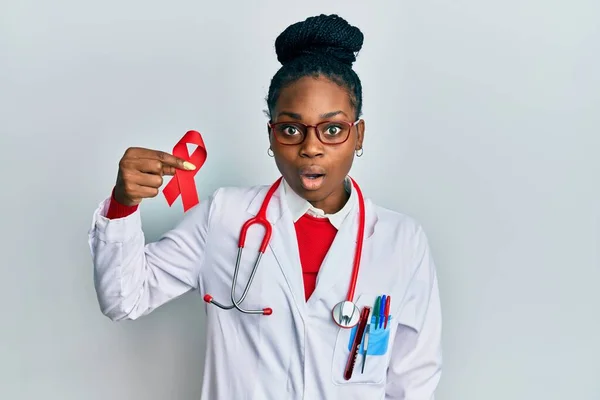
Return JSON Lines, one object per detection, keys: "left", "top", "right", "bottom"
{"left": 282, "top": 126, "right": 299, "bottom": 135}
{"left": 325, "top": 125, "right": 342, "bottom": 135}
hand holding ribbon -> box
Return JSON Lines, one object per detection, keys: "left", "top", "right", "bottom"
{"left": 163, "top": 130, "right": 208, "bottom": 212}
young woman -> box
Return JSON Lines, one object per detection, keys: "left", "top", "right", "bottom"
{"left": 89, "top": 14, "right": 442, "bottom": 399}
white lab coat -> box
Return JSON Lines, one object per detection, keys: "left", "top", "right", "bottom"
{"left": 88, "top": 182, "right": 442, "bottom": 399}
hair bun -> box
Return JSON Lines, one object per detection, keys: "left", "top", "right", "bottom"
{"left": 275, "top": 14, "right": 364, "bottom": 67}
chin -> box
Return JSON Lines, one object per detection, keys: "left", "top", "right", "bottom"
{"left": 288, "top": 180, "right": 322, "bottom": 198}
{"left": 300, "top": 186, "right": 334, "bottom": 203}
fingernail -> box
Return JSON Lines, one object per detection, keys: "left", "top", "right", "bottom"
{"left": 183, "top": 161, "right": 196, "bottom": 170}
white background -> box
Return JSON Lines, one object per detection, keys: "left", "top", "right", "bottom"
{"left": 1, "top": 1, "right": 599, "bottom": 399}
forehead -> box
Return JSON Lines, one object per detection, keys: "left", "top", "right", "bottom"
{"left": 274, "top": 75, "right": 353, "bottom": 118}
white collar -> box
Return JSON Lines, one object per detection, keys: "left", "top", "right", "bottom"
{"left": 282, "top": 177, "right": 356, "bottom": 230}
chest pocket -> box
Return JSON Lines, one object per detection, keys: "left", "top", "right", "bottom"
{"left": 331, "top": 293, "right": 397, "bottom": 385}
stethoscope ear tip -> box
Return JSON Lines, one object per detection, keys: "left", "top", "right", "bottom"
{"left": 203, "top": 294, "right": 213, "bottom": 303}
{"left": 263, "top": 308, "right": 273, "bottom": 316}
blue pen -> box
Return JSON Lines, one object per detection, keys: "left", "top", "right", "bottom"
{"left": 379, "top": 295, "right": 386, "bottom": 329}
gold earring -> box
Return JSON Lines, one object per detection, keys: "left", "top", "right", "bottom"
{"left": 355, "top": 148, "right": 363, "bottom": 157}
{"left": 267, "top": 148, "right": 274, "bottom": 157}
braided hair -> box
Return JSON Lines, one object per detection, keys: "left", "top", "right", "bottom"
{"left": 266, "top": 14, "right": 364, "bottom": 120}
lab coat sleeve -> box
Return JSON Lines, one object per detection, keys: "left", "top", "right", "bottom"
{"left": 385, "top": 227, "right": 443, "bottom": 399}
{"left": 87, "top": 190, "right": 217, "bottom": 321}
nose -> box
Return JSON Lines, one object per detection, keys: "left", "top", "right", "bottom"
{"left": 299, "top": 126, "right": 324, "bottom": 158}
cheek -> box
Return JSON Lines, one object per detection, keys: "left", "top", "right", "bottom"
{"left": 331, "top": 151, "right": 356, "bottom": 175}
{"left": 272, "top": 149, "right": 297, "bottom": 173}
{"left": 274, "top": 146, "right": 297, "bottom": 162}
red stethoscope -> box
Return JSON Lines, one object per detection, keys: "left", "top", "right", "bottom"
{"left": 203, "top": 176, "right": 366, "bottom": 328}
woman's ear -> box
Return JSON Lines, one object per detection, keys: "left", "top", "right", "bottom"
{"left": 355, "top": 119, "right": 365, "bottom": 150}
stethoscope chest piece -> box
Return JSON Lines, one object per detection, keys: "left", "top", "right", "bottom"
{"left": 332, "top": 300, "right": 361, "bottom": 328}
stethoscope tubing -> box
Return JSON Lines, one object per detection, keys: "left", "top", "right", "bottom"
{"left": 204, "top": 176, "right": 365, "bottom": 322}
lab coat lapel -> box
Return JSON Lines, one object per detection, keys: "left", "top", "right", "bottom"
{"left": 269, "top": 210, "right": 308, "bottom": 315}
{"left": 245, "top": 183, "right": 307, "bottom": 315}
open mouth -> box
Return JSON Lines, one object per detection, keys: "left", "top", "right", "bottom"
{"left": 303, "top": 173, "right": 325, "bottom": 180}
{"left": 299, "top": 173, "right": 326, "bottom": 190}
{"left": 298, "top": 166, "right": 327, "bottom": 190}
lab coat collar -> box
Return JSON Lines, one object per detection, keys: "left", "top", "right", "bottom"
{"left": 281, "top": 177, "right": 356, "bottom": 230}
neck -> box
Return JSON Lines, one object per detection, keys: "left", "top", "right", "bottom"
{"left": 309, "top": 183, "right": 350, "bottom": 215}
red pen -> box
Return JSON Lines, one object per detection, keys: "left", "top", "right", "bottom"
{"left": 344, "top": 306, "right": 370, "bottom": 380}
{"left": 384, "top": 296, "right": 391, "bottom": 328}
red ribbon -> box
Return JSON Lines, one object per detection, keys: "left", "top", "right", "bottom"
{"left": 163, "top": 130, "right": 207, "bottom": 212}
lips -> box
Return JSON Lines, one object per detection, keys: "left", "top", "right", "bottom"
{"left": 299, "top": 166, "right": 326, "bottom": 177}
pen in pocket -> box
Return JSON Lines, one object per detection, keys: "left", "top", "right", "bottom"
{"left": 373, "top": 296, "right": 380, "bottom": 327}
{"left": 379, "top": 295, "right": 386, "bottom": 329}
{"left": 344, "top": 306, "right": 370, "bottom": 380}
{"left": 384, "top": 295, "right": 391, "bottom": 328}
{"left": 361, "top": 323, "right": 370, "bottom": 374}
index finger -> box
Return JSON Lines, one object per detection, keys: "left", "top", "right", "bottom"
{"left": 155, "top": 150, "right": 197, "bottom": 170}
{"left": 132, "top": 148, "right": 196, "bottom": 171}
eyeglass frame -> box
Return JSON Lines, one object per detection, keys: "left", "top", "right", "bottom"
{"left": 268, "top": 119, "right": 362, "bottom": 146}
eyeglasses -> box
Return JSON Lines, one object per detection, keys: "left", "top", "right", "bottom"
{"left": 268, "top": 120, "right": 360, "bottom": 145}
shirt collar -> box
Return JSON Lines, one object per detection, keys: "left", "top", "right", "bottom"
{"left": 282, "top": 177, "right": 356, "bottom": 230}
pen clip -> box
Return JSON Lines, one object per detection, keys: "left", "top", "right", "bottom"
{"left": 361, "top": 324, "right": 370, "bottom": 374}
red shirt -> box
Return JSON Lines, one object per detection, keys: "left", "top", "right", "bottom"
{"left": 293, "top": 213, "right": 338, "bottom": 300}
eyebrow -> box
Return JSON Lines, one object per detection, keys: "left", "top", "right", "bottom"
{"left": 276, "top": 110, "right": 348, "bottom": 120}
{"left": 277, "top": 111, "right": 302, "bottom": 120}
{"left": 320, "top": 110, "right": 347, "bottom": 119}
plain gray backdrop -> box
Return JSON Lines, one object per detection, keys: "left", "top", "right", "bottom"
{"left": 1, "top": 0, "right": 599, "bottom": 399}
